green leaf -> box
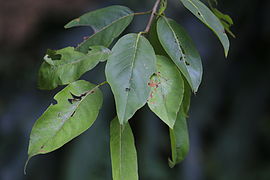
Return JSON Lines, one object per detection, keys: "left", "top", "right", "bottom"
{"left": 27, "top": 80, "right": 103, "bottom": 159}
{"left": 105, "top": 33, "right": 156, "bottom": 124}
{"left": 168, "top": 108, "right": 190, "bottom": 168}
{"left": 110, "top": 117, "right": 138, "bottom": 180}
{"left": 157, "top": 16, "right": 202, "bottom": 92}
{"left": 65, "top": 5, "right": 134, "bottom": 53}
{"left": 148, "top": 19, "right": 168, "bottom": 56}
{"left": 38, "top": 46, "right": 110, "bottom": 90}
{"left": 158, "top": 0, "right": 168, "bottom": 15}
{"left": 169, "top": 80, "right": 191, "bottom": 167}
{"left": 179, "top": 0, "right": 230, "bottom": 56}
{"left": 212, "top": 8, "right": 235, "bottom": 38}
{"left": 148, "top": 55, "right": 184, "bottom": 128}
{"left": 168, "top": 81, "right": 191, "bottom": 167}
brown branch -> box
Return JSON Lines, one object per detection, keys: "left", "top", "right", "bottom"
{"left": 143, "top": 0, "right": 161, "bottom": 34}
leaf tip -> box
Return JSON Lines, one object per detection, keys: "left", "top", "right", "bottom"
{"left": 24, "top": 156, "right": 32, "bottom": 175}
{"left": 168, "top": 158, "right": 175, "bottom": 168}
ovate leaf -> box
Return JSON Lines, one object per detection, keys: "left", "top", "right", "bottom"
{"left": 65, "top": 5, "right": 134, "bottom": 53}
{"left": 38, "top": 46, "right": 110, "bottom": 90}
{"left": 27, "top": 80, "right": 103, "bottom": 160}
{"left": 157, "top": 16, "right": 202, "bottom": 92}
{"left": 110, "top": 117, "right": 138, "bottom": 180}
{"left": 168, "top": 81, "right": 191, "bottom": 167}
{"left": 106, "top": 33, "right": 156, "bottom": 124}
{"left": 148, "top": 55, "right": 184, "bottom": 128}
{"left": 179, "top": 0, "right": 230, "bottom": 56}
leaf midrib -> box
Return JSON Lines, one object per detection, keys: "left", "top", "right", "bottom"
{"left": 121, "top": 33, "right": 141, "bottom": 123}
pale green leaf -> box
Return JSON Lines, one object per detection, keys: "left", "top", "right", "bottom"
{"left": 105, "top": 33, "right": 156, "bottom": 124}
{"left": 110, "top": 117, "right": 138, "bottom": 180}
{"left": 65, "top": 5, "right": 134, "bottom": 53}
{"left": 168, "top": 81, "right": 191, "bottom": 167}
{"left": 38, "top": 46, "right": 110, "bottom": 90}
{"left": 158, "top": 0, "right": 168, "bottom": 15}
{"left": 157, "top": 16, "right": 202, "bottom": 92}
{"left": 148, "top": 55, "right": 184, "bottom": 128}
{"left": 179, "top": 0, "right": 230, "bottom": 56}
{"left": 27, "top": 80, "right": 103, "bottom": 159}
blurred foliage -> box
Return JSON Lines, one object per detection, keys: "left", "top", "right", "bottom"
{"left": 0, "top": 0, "right": 270, "bottom": 179}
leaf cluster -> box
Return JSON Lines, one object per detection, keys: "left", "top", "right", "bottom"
{"left": 25, "top": 0, "right": 234, "bottom": 179}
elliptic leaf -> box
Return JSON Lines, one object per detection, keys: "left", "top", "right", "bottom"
{"left": 110, "top": 117, "right": 138, "bottom": 180}
{"left": 179, "top": 0, "right": 230, "bottom": 56}
{"left": 27, "top": 80, "right": 103, "bottom": 160}
{"left": 148, "top": 55, "right": 184, "bottom": 128}
{"left": 105, "top": 33, "right": 156, "bottom": 124}
{"left": 157, "top": 16, "right": 202, "bottom": 92}
{"left": 65, "top": 5, "right": 134, "bottom": 53}
{"left": 38, "top": 46, "right": 110, "bottom": 90}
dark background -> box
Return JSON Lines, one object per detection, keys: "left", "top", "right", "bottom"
{"left": 0, "top": 0, "right": 270, "bottom": 179}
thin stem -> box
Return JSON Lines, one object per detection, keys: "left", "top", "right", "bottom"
{"left": 143, "top": 0, "right": 161, "bottom": 34}
{"left": 134, "top": 10, "right": 152, "bottom": 16}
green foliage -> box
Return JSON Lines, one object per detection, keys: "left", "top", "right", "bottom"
{"left": 28, "top": 80, "right": 103, "bottom": 159}
{"left": 105, "top": 33, "right": 156, "bottom": 124}
{"left": 38, "top": 46, "right": 110, "bottom": 90}
{"left": 110, "top": 117, "right": 138, "bottom": 180}
{"left": 157, "top": 16, "right": 202, "bottom": 92}
{"left": 25, "top": 0, "right": 234, "bottom": 178}
{"left": 179, "top": 0, "right": 230, "bottom": 56}
{"left": 148, "top": 55, "right": 184, "bottom": 129}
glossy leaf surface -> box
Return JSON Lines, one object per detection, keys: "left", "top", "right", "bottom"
{"left": 65, "top": 5, "right": 134, "bottom": 53}
{"left": 168, "top": 80, "right": 191, "bottom": 167}
{"left": 38, "top": 46, "right": 110, "bottom": 90}
{"left": 179, "top": 0, "right": 230, "bottom": 56}
{"left": 106, "top": 33, "right": 156, "bottom": 124}
{"left": 27, "top": 80, "right": 103, "bottom": 159}
{"left": 110, "top": 117, "right": 138, "bottom": 180}
{"left": 157, "top": 16, "right": 202, "bottom": 92}
{"left": 148, "top": 55, "right": 184, "bottom": 128}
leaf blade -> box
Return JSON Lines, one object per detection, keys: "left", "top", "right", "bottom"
{"left": 27, "top": 80, "right": 103, "bottom": 159}
{"left": 110, "top": 117, "right": 138, "bottom": 180}
{"left": 38, "top": 46, "right": 110, "bottom": 90}
{"left": 157, "top": 16, "right": 202, "bottom": 92}
{"left": 106, "top": 33, "right": 156, "bottom": 124}
{"left": 148, "top": 55, "right": 184, "bottom": 128}
{"left": 65, "top": 5, "right": 134, "bottom": 53}
{"left": 168, "top": 80, "right": 191, "bottom": 167}
{"left": 179, "top": 0, "right": 230, "bottom": 56}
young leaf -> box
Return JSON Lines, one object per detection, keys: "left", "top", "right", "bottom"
{"left": 148, "top": 55, "right": 184, "bottom": 128}
{"left": 168, "top": 81, "right": 191, "bottom": 167}
{"left": 212, "top": 8, "right": 235, "bottom": 38}
{"left": 179, "top": 0, "right": 230, "bottom": 56}
{"left": 38, "top": 46, "right": 110, "bottom": 90}
{"left": 27, "top": 80, "right": 103, "bottom": 160}
{"left": 105, "top": 33, "right": 156, "bottom": 124}
{"left": 110, "top": 117, "right": 138, "bottom": 180}
{"left": 157, "top": 16, "right": 202, "bottom": 92}
{"left": 158, "top": 0, "right": 168, "bottom": 15}
{"left": 65, "top": 5, "right": 134, "bottom": 53}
